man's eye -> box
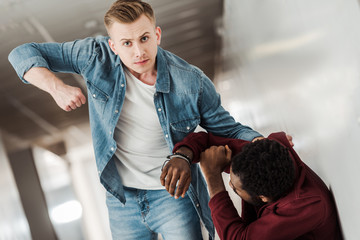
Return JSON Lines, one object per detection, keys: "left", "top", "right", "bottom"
{"left": 141, "top": 36, "right": 149, "bottom": 42}
{"left": 123, "top": 41, "right": 131, "bottom": 46}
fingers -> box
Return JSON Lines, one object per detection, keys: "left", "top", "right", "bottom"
{"left": 174, "top": 171, "right": 191, "bottom": 199}
{"left": 69, "top": 90, "right": 86, "bottom": 110}
{"left": 252, "top": 136, "right": 265, "bottom": 142}
{"left": 167, "top": 171, "right": 191, "bottom": 199}
{"left": 225, "top": 145, "right": 232, "bottom": 162}
{"left": 80, "top": 94, "right": 87, "bottom": 104}
{"left": 54, "top": 85, "right": 86, "bottom": 112}
{"left": 164, "top": 170, "right": 175, "bottom": 195}
{"left": 286, "top": 134, "right": 294, "bottom": 147}
{"left": 200, "top": 145, "right": 231, "bottom": 176}
{"left": 70, "top": 101, "right": 77, "bottom": 110}
{"left": 168, "top": 169, "right": 180, "bottom": 197}
{"left": 64, "top": 99, "right": 84, "bottom": 111}
{"left": 160, "top": 159, "right": 191, "bottom": 199}
{"left": 160, "top": 164, "right": 168, "bottom": 186}
{"left": 75, "top": 100, "right": 82, "bottom": 108}
{"left": 180, "top": 177, "right": 191, "bottom": 198}
{"left": 160, "top": 161, "right": 174, "bottom": 193}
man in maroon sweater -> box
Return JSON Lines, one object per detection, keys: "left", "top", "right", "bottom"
{"left": 172, "top": 131, "right": 343, "bottom": 240}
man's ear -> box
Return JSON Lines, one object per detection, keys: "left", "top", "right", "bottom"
{"left": 259, "top": 195, "right": 271, "bottom": 203}
{"left": 155, "top": 26, "right": 162, "bottom": 45}
{"left": 108, "top": 39, "right": 117, "bottom": 55}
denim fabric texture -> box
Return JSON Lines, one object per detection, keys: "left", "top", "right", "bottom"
{"left": 8, "top": 36, "right": 262, "bottom": 238}
{"left": 106, "top": 187, "right": 203, "bottom": 240}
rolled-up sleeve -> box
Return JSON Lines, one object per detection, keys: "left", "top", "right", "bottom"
{"left": 8, "top": 44, "right": 50, "bottom": 83}
{"left": 8, "top": 37, "right": 99, "bottom": 83}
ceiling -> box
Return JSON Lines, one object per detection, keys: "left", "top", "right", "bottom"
{"left": 0, "top": 0, "right": 223, "bottom": 153}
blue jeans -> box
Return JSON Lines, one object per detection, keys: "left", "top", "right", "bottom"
{"left": 106, "top": 187, "right": 203, "bottom": 240}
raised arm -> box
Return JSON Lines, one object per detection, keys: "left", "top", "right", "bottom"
{"left": 8, "top": 39, "right": 102, "bottom": 112}
{"left": 199, "top": 145, "right": 232, "bottom": 198}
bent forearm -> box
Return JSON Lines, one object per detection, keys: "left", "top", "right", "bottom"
{"left": 23, "top": 67, "right": 86, "bottom": 111}
{"left": 24, "top": 67, "right": 64, "bottom": 95}
{"left": 205, "top": 174, "right": 226, "bottom": 198}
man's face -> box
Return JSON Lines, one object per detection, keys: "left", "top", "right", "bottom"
{"left": 229, "top": 168, "right": 254, "bottom": 204}
{"left": 107, "top": 14, "right": 161, "bottom": 77}
{"left": 230, "top": 167, "right": 272, "bottom": 207}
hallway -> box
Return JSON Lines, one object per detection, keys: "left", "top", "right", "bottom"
{"left": 1, "top": 0, "right": 360, "bottom": 239}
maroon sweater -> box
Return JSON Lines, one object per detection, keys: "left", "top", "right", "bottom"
{"left": 174, "top": 132, "right": 342, "bottom": 240}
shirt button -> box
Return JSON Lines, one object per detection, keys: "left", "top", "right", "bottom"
{"left": 165, "top": 134, "right": 168, "bottom": 138}
{"left": 115, "top": 110, "right": 119, "bottom": 113}
{"left": 158, "top": 108, "right": 162, "bottom": 112}
{"left": 93, "top": 94, "right": 96, "bottom": 98}
{"left": 121, "top": 84, "right": 124, "bottom": 87}
{"left": 109, "top": 131, "right": 112, "bottom": 135}
{"left": 186, "top": 126, "right": 190, "bottom": 130}
{"left": 111, "top": 147, "right": 114, "bottom": 151}
{"left": 196, "top": 203, "right": 200, "bottom": 208}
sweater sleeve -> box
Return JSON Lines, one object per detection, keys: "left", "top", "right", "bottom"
{"left": 209, "top": 191, "right": 248, "bottom": 240}
{"left": 173, "top": 132, "right": 250, "bottom": 164}
{"left": 173, "top": 131, "right": 210, "bottom": 162}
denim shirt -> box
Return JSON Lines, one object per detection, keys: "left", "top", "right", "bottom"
{"left": 8, "top": 36, "right": 262, "bottom": 238}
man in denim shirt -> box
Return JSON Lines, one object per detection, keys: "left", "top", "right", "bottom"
{"left": 8, "top": 1, "right": 262, "bottom": 239}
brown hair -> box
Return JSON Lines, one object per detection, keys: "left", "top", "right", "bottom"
{"left": 104, "top": 0, "right": 155, "bottom": 28}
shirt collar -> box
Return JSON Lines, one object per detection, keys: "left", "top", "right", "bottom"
{"left": 155, "top": 47, "right": 170, "bottom": 93}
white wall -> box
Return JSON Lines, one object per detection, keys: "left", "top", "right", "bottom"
{"left": 216, "top": 0, "right": 360, "bottom": 239}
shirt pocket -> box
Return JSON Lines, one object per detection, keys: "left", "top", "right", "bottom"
{"left": 87, "top": 81, "right": 109, "bottom": 115}
{"left": 170, "top": 117, "right": 200, "bottom": 142}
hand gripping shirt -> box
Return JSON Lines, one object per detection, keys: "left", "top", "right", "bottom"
{"left": 174, "top": 132, "right": 343, "bottom": 240}
{"left": 8, "top": 36, "right": 262, "bottom": 238}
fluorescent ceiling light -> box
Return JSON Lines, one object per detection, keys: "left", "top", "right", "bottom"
{"left": 50, "top": 200, "right": 83, "bottom": 224}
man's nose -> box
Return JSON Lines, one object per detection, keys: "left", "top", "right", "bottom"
{"left": 134, "top": 43, "right": 143, "bottom": 58}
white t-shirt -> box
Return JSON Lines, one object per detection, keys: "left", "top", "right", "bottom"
{"left": 113, "top": 69, "right": 169, "bottom": 189}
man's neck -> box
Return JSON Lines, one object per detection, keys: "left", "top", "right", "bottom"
{"left": 128, "top": 68, "right": 157, "bottom": 86}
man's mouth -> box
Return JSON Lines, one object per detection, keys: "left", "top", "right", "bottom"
{"left": 135, "top": 59, "right": 149, "bottom": 65}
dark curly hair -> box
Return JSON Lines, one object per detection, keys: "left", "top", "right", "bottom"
{"left": 231, "top": 139, "right": 295, "bottom": 202}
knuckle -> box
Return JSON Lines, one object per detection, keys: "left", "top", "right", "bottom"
{"left": 218, "top": 145, "right": 225, "bottom": 151}
{"left": 162, "top": 165, "right": 169, "bottom": 171}
{"left": 181, "top": 171, "right": 190, "bottom": 177}
{"left": 169, "top": 167, "right": 177, "bottom": 174}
